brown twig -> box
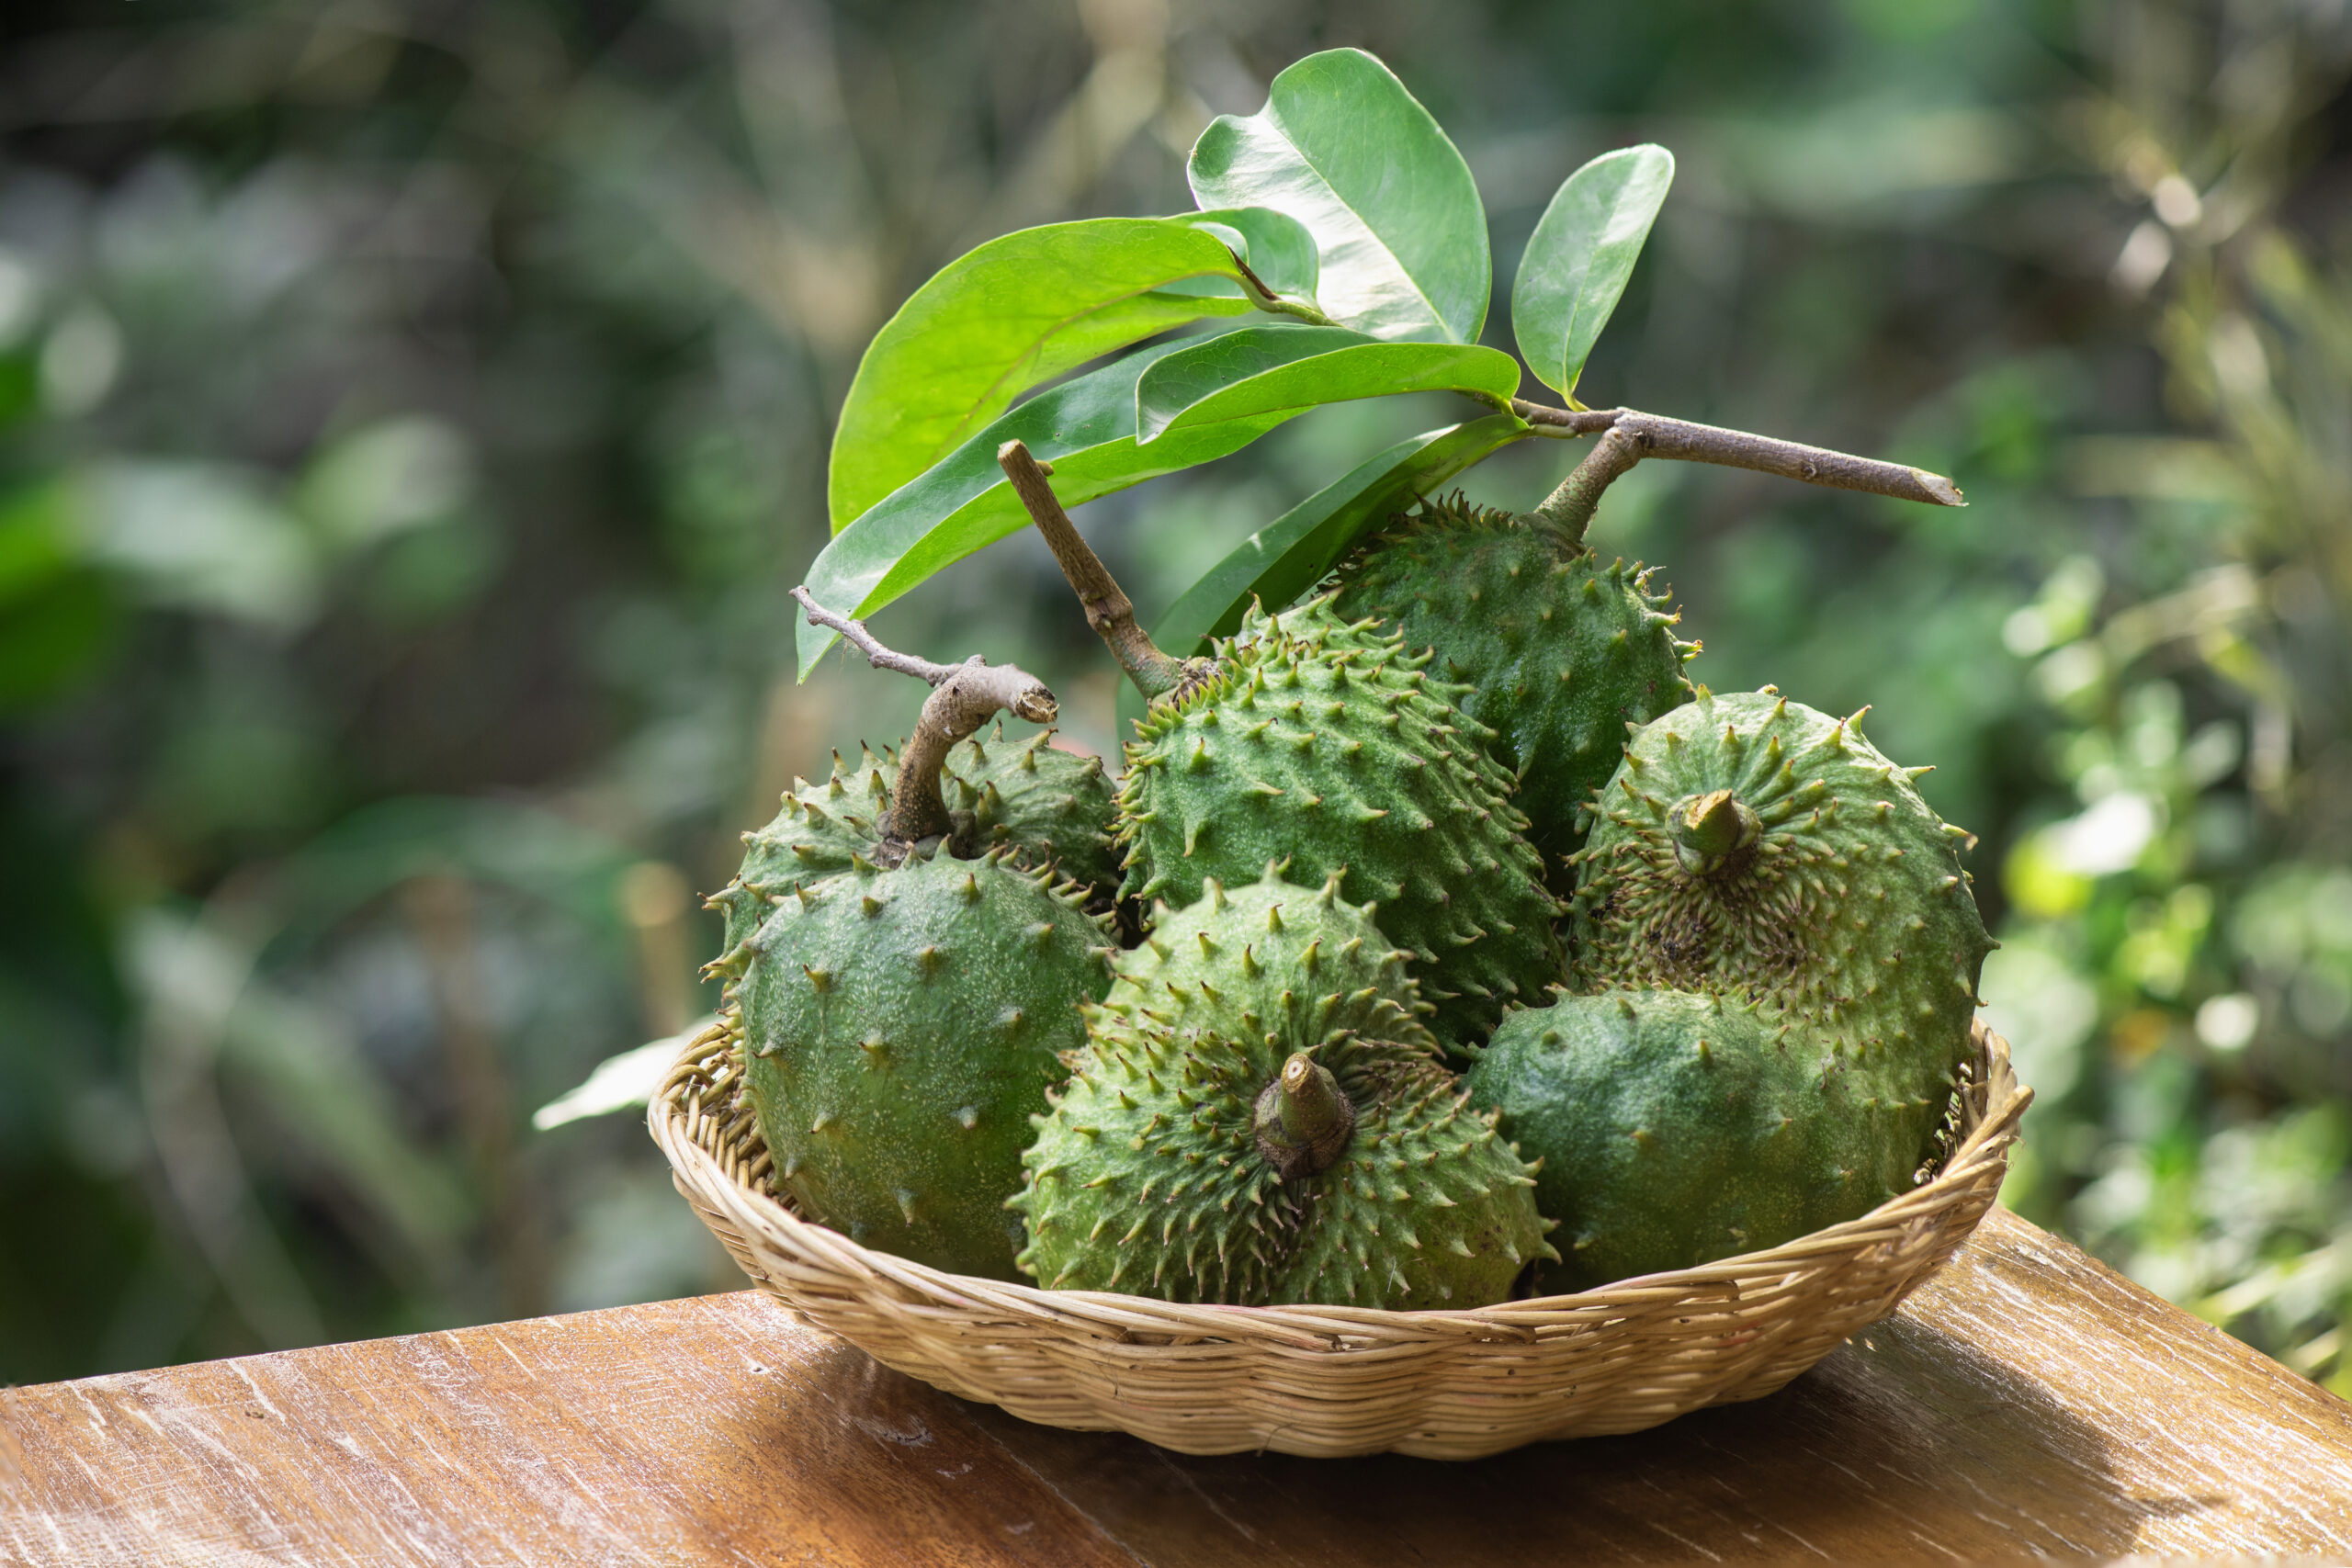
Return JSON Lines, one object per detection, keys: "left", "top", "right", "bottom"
{"left": 997, "top": 440, "right": 1204, "bottom": 702}
{"left": 1513, "top": 400, "right": 1965, "bottom": 511}
{"left": 790, "top": 585, "right": 1056, "bottom": 848}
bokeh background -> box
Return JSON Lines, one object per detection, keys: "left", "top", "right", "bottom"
{"left": 4, "top": 0, "right": 2348, "bottom": 1389}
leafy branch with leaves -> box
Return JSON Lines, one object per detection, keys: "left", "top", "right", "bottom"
{"left": 797, "top": 47, "right": 1963, "bottom": 674}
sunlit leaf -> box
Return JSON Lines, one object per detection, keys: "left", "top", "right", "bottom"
{"left": 1511, "top": 145, "right": 1675, "bottom": 398}
{"left": 826, "top": 219, "right": 1268, "bottom": 531}
{"left": 1136, "top": 326, "right": 1521, "bottom": 444}
{"left": 1163, "top": 208, "right": 1321, "bottom": 302}
{"left": 1189, "top": 49, "right": 1489, "bottom": 344}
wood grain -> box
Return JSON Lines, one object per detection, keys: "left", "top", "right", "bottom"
{"left": 0, "top": 1294, "right": 1126, "bottom": 1568}
{"left": 5, "top": 1208, "right": 2350, "bottom": 1566}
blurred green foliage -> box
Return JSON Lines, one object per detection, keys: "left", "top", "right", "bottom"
{"left": 2, "top": 0, "right": 2346, "bottom": 1388}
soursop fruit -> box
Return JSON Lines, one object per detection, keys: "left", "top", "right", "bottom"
{"left": 1013, "top": 869, "right": 1554, "bottom": 1306}
{"left": 711, "top": 746, "right": 891, "bottom": 953}
{"left": 1114, "top": 593, "right": 1562, "bottom": 1055}
{"left": 943, "top": 725, "right": 1120, "bottom": 902}
{"left": 1085, "top": 863, "right": 1440, "bottom": 1063}
{"left": 1329, "top": 495, "right": 1697, "bottom": 882}
{"left": 1467, "top": 987, "right": 1921, "bottom": 1292}
{"left": 719, "top": 846, "right": 1114, "bottom": 1280}
{"left": 710, "top": 728, "right": 1119, "bottom": 953}
{"left": 1569, "top": 688, "right": 1996, "bottom": 1167}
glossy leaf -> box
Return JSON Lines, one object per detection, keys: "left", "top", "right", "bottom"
{"left": 826, "top": 218, "right": 1266, "bottom": 531}
{"left": 1153, "top": 411, "right": 1533, "bottom": 657}
{"left": 1162, "top": 208, "right": 1321, "bottom": 303}
{"left": 799, "top": 332, "right": 1303, "bottom": 676}
{"left": 1136, "top": 326, "right": 1522, "bottom": 443}
{"left": 1189, "top": 49, "right": 1489, "bottom": 345}
{"left": 1512, "top": 145, "right": 1675, "bottom": 398}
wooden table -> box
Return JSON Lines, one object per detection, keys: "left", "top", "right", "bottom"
{"left": 5, "top": 1208, "right": 2350, "bottom": 1566}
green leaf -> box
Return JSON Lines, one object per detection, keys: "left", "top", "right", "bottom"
{"left": 1136, "top": 326, "right": 1522, "bottom": 443}
{"left": 799, "top": 332, "right": 1305, "bottom": 677}
{"left": 1511, "top": 145, "right": 1675, "bottom": 399}
{"left": 1189, "top": 49, "right": 1489, "bottom": 345}
{"left": 1161, "top": 208, "right": 1321, "bottom": 302}
{"left": 826, "top": 218, "right": 1267, "bottom": 532}
{"left": 1154, "top": 412, "right": 1533, "bottom": 658}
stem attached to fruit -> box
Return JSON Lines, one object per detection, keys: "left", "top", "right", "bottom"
{"left": 1514, "top": 402, "right": 1966, "bottom": 520}
{"left": 789, "top": 585, "right": 1057, "bottom": 852}
{"left": 1668, "top": 789, "right": 1763, "bottom": 879}
{"left": 997, "top": 439, "right": 1208, "bottom": 702}
{"left": 1530, "top": 423, "right": 1645, "bottom": 547}
{"left": 1252, "top": 1052, "right": 1356, "bottom": 1181}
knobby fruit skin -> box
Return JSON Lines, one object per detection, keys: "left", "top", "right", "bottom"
{"left": 1086, "top": 863, "right": 1438, "bottom": 1064}
{"left": 710, "top": 745, "right": 891, "bottom": 953}
{"left": 1114, "top": 593, "right": 1562, "bottom": 1056}
{"left": 1014, "top": 871, "right": 1553, "bottom": 1307}
{"left": 1467, "top": 987, "right": 1922, "bottom": 1293}
{"left": 718, "top": 846, "right": 1113, "bottom": 1281}
{"left": 1329, "top": 497, "right": 1698, "bottom": 886}
{"left": 943, "top": 725, "right": 1122, "bottom": 904}
{"left": 1569, "top": 689, "right": 1996, "bottom": 1168}
{"left": 708, "top": 727, "right": 1120, "bottom": 954}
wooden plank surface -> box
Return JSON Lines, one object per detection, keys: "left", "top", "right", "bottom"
{"left": 5, "top": 1207, "right": 2350, "bottom": 1566}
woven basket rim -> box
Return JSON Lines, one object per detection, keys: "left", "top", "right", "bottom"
{"left": 652, "top": 1012, "right": 2031, "bottom": 1334}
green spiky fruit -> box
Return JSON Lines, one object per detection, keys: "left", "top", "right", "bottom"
{"left": 1013, "top": 871, "right": 1554, "bottom": 1306}
{"left": 943, "top": 725, "right": 1121, "bottom": 902}
{"left": 1467, "top": 988, "right": 1924, "bottom": 1292}
{"left": 1115, "top": 594, "right": 1562, "bottom": 1055}
{"left": 711, "top": 746, "right": 892, "bottom": 952}
{"left": 721, "top": 847, "right": 1113, "bottom": 1280}
{"left": 1087, "top": 863, "right": 1441, "bottom": 1063}
{"left": 1329, "top": 496, "right": 1698, "bottom": 882}
{"left": 709, "top": 728, "right": 1119, "bottom": 953}
{"left": 1570, "top": 689, "right": 1996, "bottom": 1164}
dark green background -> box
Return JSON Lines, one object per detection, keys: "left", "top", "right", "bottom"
{"left": 3, "top": 0, "right": 2347, "bottom": 1390}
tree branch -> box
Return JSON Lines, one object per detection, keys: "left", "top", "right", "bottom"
{"left": 792, "top": 586, "right": 963, "bottom": 685}
{"left": 1511, "top": 401, "right": 1965, "bottom": 509}
{"left": 789, "top": 585, "right": 1057, "bottom": 850}
{"left": 997, "top": 439, "right": 1203, "bottom": 701}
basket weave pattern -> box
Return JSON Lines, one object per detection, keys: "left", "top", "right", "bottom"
{"left": 653, "top": 1018, "right": 2028, "bottom": 1460}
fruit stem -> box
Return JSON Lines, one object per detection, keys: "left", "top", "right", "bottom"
{"left": 997, "top": 440, "right": 1205, "bottom": 702}
{"left": 1512, "top": 401, "right": 1966, "bottom": 510}
{"left": 1669, "top": 789, "right": 1763, "bottom": 879}
{"left": 1529, "top": 423, "right": 1644, "bottom": 547}
{"left": 1252, "top": 1052, "right": 1356, "bottom": 1181}
{"left": 789, "top": 585, "right": 1057, "bottom": 851}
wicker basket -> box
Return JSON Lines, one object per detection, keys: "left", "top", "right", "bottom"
{"left": 652, "top": 1016, "right": 2029, "bottom": 1460}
